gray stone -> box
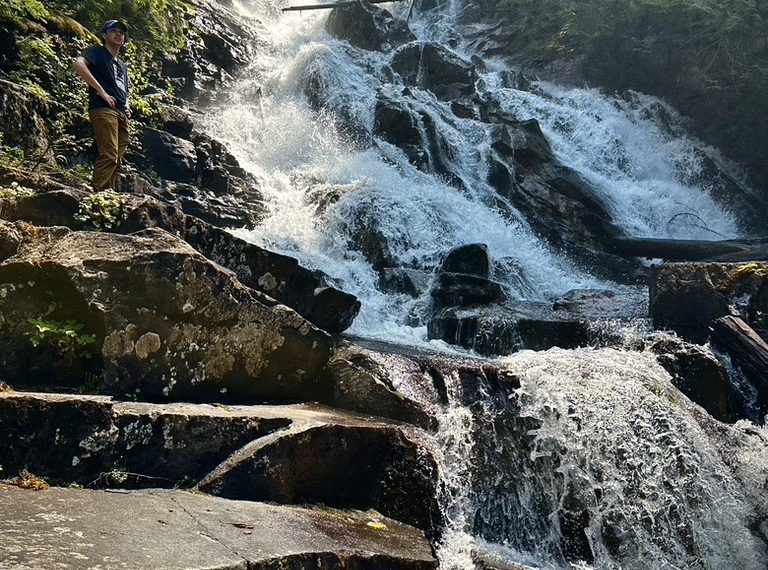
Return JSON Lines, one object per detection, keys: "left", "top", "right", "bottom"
{"left": 0, "top": 391, "right": 288, "bottom": 486}
{"left": 648, "top": 337, "right": 735, "bottom": 423}
{"left": 0, "top": 192, "right": 361, "bottom": 334}
{"left": 0, "top": 227, "right": 332, "bottom": 401}
{"left": 428, "top": 302, "right": 592, "bottom": 356}
{"left": 319, "top": 341, "right": 435, "bottom": 428}
{"left": 391, "top": 41, "right": 477, "bottom": 100}
{"left": 326, "top": 0, "right": 415, "bottom": 52}
{"left": 140, "top": 128, "right": 198, "bottom": 183}
{"left": 442, "top": 243, "right": 491, "bottom": 277}
{"left": 0, "top": 486, "right": 437, "bottom": 569}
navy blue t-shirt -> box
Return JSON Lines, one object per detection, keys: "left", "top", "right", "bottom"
{"left": 82, "top": 44, "right": 129, "bottom": 113}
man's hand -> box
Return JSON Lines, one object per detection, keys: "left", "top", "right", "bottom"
{"left": 98, "top": 90, "right": 117, "bottom": 108}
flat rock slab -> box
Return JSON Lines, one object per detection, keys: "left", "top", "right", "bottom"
{"left": 0, "top": 485, "right": 437, "bottom": 569}
{"left": 0, "top": 391, "right": 419, "bottom": 489}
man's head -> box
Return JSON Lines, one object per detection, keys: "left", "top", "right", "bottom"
{"left": 101, "top": 20, "right": 128, "bottom": 47}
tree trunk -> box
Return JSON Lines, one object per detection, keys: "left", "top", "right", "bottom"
{"left": 710, "top": 315, "right": 768, "bottom": 416}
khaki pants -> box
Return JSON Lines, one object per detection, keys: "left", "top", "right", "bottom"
{"left": 90, "top": 109, "right": 130, "bottom": 191}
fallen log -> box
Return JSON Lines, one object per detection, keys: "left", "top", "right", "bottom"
{"left": 611, "top": 237, "right": 768, "bottom": 261}
{"left": 710, "top": 315, "right": 768, "bottom": 413}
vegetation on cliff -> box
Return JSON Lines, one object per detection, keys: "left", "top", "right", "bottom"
{"left": 0, "top": 0, "right": 190, "bottom": 188}
{"left": 473, "top": 0, "right": 768, "bottom": 185}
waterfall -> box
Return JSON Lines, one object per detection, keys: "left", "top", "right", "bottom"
{"left": 202, "top": 1, "right": 768, "bottom": 568}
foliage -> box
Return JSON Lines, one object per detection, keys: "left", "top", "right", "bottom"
{"left": 28, "top": 318, "right": 97, "bottom": 360}
{"left": 74, "top": 189, "right": 128, "bottom": 231}
{"left": 0, "top": 184, "right": 35, "bottom": 199}
{"left": 0, "top": 182, "right": 36, "bottom": 213}
{"left": 45, "top": 0, "right": 192, "bottom": 52}
{"left": 0, "top": 0, "right": 49, "bottom": 24}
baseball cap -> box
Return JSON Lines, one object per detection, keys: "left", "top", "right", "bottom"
{"left": 101, "top": 20, "right": 128, "bottom": 34}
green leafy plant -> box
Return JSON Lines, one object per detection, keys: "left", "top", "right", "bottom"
{"left": 0, "top": 0, "right": 49, "bottom": 25}
{"left": 74, "top": 189, "right": 128, "bottom": 231}
{"left": 0, "top": 181, "right": 36, "bottom": 217}
{"left": 28, "top": 318, "right": 97, "bottom": 360}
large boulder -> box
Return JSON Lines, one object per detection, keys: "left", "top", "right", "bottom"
{"left": 482, "top": 115, "right": 641, "bottom": 282}
{"left": 161, "top": 0, "right": 264, "bottom": 99}
{"left": 140, "top": 128, "right": 198, "bottom": 183}
{"left": 391, "top": 41, "right": 477, "bottom": 100}
{"left": 197, "top": 409, "right": 441, "bottom": 534}
{"left": 319, "top": 341, "right": 435, "bottom": 428}
{"left": 0, "top": 391, "right": 290, "bottom": 486}
{"left": 648, "top": 337, "right": 736, "bottom": 423}
{"left": 428, "top": 302, "right": 591, "bottom": 356}
{"left": 0, "top": 224, "right": 332, "bottom": 401}
{"left": 0, "top": 190, "right": 360, "bottom": 333}
{"left": 326, "top": 0, "right": 415, "bottom": 52}
{"left": 650, "top": 262, "right": 768, "bottom": 343}
{"left": 373, "top": 88, "right": 465, "bottom": 185}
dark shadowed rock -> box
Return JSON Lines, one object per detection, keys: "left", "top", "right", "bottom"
{"left": 0, "top": 192, "right": 360, "bottom": 333}
{"left": 431, "top": 272, "right": 506, "bottom": 312}
{"left": 0, "top": 486, "right": 437, "bottom": 569}
{"left": 650, "top": 262, "right": 768, "bottom": 343}
{"left": 649, "top": 337, "right": 735, "bottom": 422}
{"left": 428, "top": 302, "right": 591, "bottom": 356}
{"left": 326, "top": 0, "right": 415, "bottom": 52}
{"left": 0, "top": 226, "right": 331, "bottom": 401}
{"left": 197, "top": 409, "right": 441, "bottom": 534}
{"left": 373, "top": 88, "right": 465, "bottom": 185}
{"left": 160, "top": 0, "right": 264, "bottom": 100}
{"left": 483, "top": 116, "right": 641, "bottom": 282}
{"left": 442, "top": 243, "right": 491, "bottom": 277}
{"left": 0, "top": 391, "right": 289, "bottom": 486}
{"left": 392, "top": 41, "right": 477, "bottom": 100}
{"left": 140, "top": 128, "right": 198, "bottom": 183}
{"left": 158, "top": 105, "right": 195, "bottom": 139}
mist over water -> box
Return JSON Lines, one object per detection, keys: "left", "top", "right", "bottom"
{"left": 203, "top": 2, "right": 768, "bottom": 568}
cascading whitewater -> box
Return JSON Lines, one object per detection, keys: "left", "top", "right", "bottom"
{"left": 204, "top": 1, "right": 768, "bottom": 568}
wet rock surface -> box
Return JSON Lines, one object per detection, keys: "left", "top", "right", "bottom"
{"left": 326, "top": 0, "right": 415, "bottom": 52}
{"left": 0, "top": 485, "right": 437, "bottom": 570}
{"left": 198, "top": 418, "right": 441, "bottom": 534}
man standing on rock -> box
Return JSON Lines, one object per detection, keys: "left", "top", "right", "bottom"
{"left": 73, "top": 20, "right": 131, "bottom": 192}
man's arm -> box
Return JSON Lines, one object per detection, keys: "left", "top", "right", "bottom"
{"left": 72, "top": 56, "right": 116, "bottom": 109}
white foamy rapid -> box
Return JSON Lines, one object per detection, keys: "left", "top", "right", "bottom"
{"left": 484, "top": 81, "right": 743, "bottom": 240}
{"left": 200, "top": 2, "right": 606, "bottom": 344}
{"left": 202, "top": 0, "right": 746, "bottom": 343}
{"left": 501, "top": 349, "right": 768, "bottom": 569}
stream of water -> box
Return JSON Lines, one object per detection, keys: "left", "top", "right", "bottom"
{"left": 202, "top": 1, "right": 768, "bottom": 567}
